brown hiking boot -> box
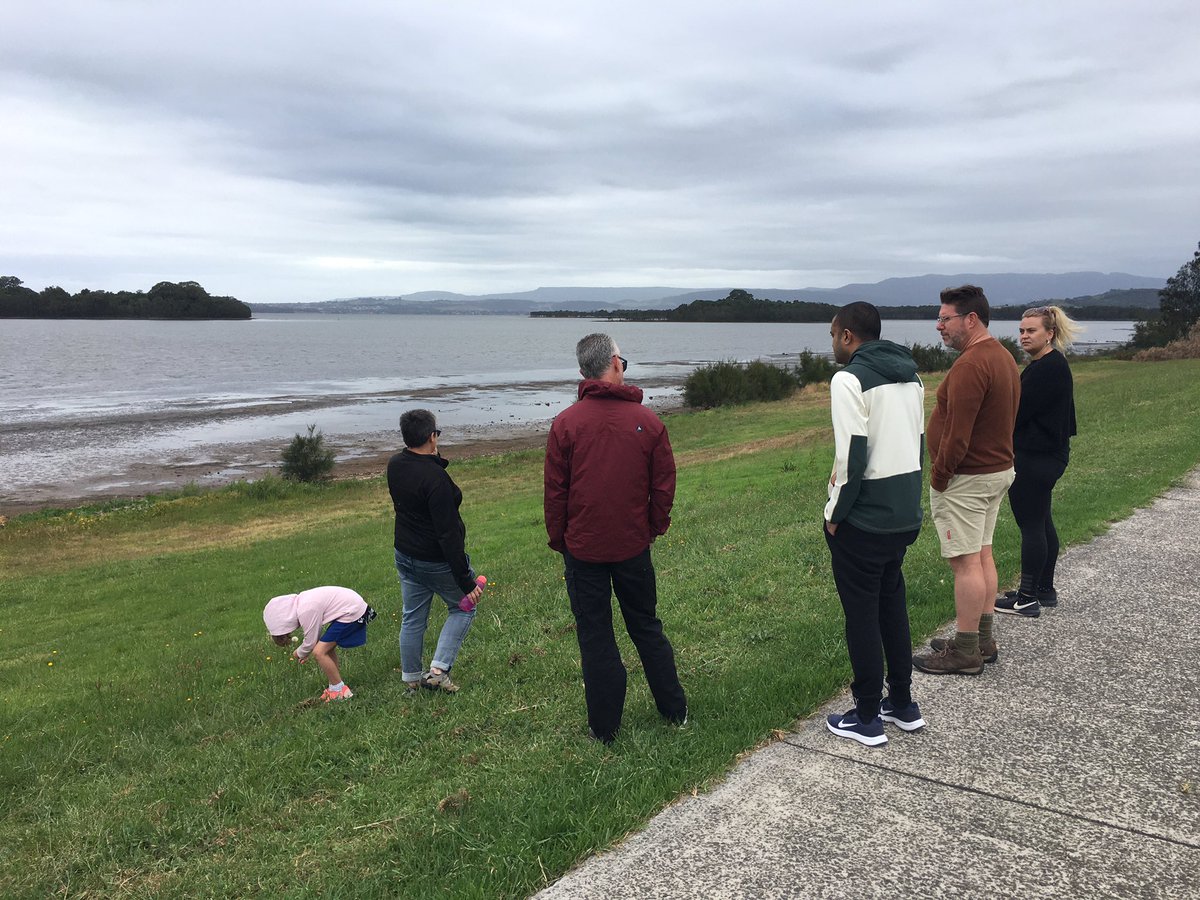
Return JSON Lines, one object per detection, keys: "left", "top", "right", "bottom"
{"left": 930, "top": 636, "right": 998, "bottom": 664}
{"left": 913, "top": 641, "right": 984, "bottom": 676}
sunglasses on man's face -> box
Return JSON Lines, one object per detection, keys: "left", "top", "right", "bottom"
{"left": 616, "top": 355, "right": 628, "bottom": 372}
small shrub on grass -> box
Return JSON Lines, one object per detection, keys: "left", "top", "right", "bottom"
{"left": 796, "top": 350, "right": 836, "bottom": 384}
{"left": 908, "top": 338, "right": 1021, "bottom": 372}
{"left": 280, "top": 424, "right": 336, "bottom": 482}
{"left": 998, "top": 336, "right": 1023, "bottom": 363}
{"left": 683, "top": 360, "right": 802, "bottom": 408}
{"left": 910, "top": 342, "right": 957, "bottom": 372}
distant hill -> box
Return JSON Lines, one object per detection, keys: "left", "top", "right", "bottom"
{"left": 652, "top": 273, "right": 1165, "bottom": 308}
{"left": 1042, "top": 288, "right": 1161, "bottom": 310}
{"left": 249, "top": 272, "right": 1164, "bottom": 315}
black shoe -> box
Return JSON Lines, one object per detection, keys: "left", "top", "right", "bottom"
{"left": 588, "top": 727, "right": 614, "bottom": 745}
{"left": 1000, "top": 587, "right": 1058, "bottom": 609}
{"left": 994, "top": 592, "right": 1041, "bottom": 617}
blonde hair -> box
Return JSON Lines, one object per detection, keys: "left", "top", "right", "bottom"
{"left": 1022, "top": 305, "right": 1077, "bottom": 351}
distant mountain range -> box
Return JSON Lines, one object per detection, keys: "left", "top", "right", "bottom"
{"left": 249, "top": 272, "right": 1165, "bottom": 315}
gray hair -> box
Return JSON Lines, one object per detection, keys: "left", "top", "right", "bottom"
{"left": 576, "top": 333, "right": 616, "bottom": 379}
{"left": 400, "top": 408, "right": 438, "bottom": 447}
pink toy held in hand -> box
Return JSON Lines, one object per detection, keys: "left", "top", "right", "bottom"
{"left": 459, "top": 575, "right": 488, "bottom": 612}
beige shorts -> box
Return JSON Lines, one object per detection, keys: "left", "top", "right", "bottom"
{"left": 929, "top": 469, "right": 1016, "bottom": 558}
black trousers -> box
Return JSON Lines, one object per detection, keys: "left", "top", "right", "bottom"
{"left": 1008, "top": 450, "right": 1068, "bottom": 593}
{"left": 563, "top": 548, "right": 687, "bottom": 741}
{"left": 824, "top": 522, "right": 920, "bottom": 721}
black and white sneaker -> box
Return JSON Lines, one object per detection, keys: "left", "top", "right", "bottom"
{"left": 994, "top": 592, "right": 1041, "bottom": 617}
{"left": 880, "top": 699, "right": 926, "bottom": 732}
{"left": 826, "top": 709, "right": 887, "bottom": 746}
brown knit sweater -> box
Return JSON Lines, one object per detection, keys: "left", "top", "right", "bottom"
{"left": 927, "top": 336, "right": 1021, "bottom": 492}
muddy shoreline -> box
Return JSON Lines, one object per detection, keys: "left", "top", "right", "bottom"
{"left": 1, "top": 398, "right": 683, "bottom": 518}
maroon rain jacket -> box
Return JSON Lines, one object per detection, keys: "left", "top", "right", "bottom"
{"left": 543, "top": 379, "right": 676, "bottom": 563}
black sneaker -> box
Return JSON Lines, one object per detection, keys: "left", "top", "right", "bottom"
{"left": 826, "top": 709, "right": 887, "bottom": 746}
{"left": 1000, "top": 587, "right": 1058, "bottom": 608}
{"left": 880, "top": 699, "right": 926, "bottom": 732}
{"left": 994, "top": 592, "right": 1041, "bottom": 617}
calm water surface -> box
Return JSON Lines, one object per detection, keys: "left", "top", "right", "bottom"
{"left": 0, "top": 314, "right": 1134, "bottom": 506}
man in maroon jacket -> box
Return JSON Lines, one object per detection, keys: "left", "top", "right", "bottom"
{"left": 544, "top": 333, "right": 687, "bottom": 744}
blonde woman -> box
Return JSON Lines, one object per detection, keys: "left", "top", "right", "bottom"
{"left": 995, "top": 306, "right": 1077, "bottom": 617}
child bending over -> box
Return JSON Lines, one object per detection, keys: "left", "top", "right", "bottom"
{"left": 263, "top": 586, "right": 377, "bottom": 702}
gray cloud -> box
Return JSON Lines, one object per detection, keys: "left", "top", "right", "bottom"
{"left": 2, "top": 1, "right": 1198, "bottom": 302}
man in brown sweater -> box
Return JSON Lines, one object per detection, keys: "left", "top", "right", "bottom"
{"left": 914, "top": 285, "right": 1020, "bottom": 675}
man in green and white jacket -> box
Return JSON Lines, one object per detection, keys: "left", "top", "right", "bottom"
{"left": 822, "top": 301, "right": 926, "bottom": 747}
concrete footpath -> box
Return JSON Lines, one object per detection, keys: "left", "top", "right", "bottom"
{"left": 536, "top": 470, "right": 1200, "bottom": 899}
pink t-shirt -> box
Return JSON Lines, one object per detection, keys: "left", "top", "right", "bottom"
{"left": 263, "top": 586, "right": 367, "bottom": 659}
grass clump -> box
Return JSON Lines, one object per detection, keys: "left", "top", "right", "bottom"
{"left": 1, "top": 358, "right": 1198, "bottom": 898}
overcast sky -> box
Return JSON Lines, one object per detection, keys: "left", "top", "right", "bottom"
{"left": 3, "top": 1, "right": 1199, "bottom": 303}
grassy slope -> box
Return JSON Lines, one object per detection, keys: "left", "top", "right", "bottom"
{"left": 2, "top": 358, "right": 1198, "bottom": 898}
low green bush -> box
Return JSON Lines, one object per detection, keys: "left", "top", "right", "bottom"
{"left": 796, "top": 350, "right": 837, "bottom": 384}
{"left": 909, "top": 337, "right": 1021, "bottom": 373}
{"left": 684, "top": 360, "right": 803, "bottom": 408}
{"left": 909, "top": 342, "right": 957, "bottom": 372}
{"left": 280, "top": 424, "right": 336, "bottom": 482}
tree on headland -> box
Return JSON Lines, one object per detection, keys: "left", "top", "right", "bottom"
{"left": 0, "top": 277, "right": 252, "bottom": 319}
{"left": 1131, "top": 241, "right": 1200, "bottom": 348}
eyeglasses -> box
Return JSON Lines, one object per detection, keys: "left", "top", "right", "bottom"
{"left": 432, "top": 429, "right": 442, "bottom": 437}
{"left": 615, "top": 355, "right": 628, "bottom": 372}
{"left": 935, "top": 313, "right": 966, "bottom": 325}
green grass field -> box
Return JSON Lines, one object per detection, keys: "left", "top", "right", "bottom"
{"left": 3, "top": 358, "right": 1199, "bottom": 898}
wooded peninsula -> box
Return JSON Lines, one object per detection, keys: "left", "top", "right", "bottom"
{"left": 0, "top": 277, "right": 251, "bottom": 319}
{"left": 529, "top": 289, "right": 1153, "bottom": 323}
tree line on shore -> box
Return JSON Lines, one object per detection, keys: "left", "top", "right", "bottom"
{"left": 530, "top": 288, "right": 1150, "bottom": 326}
{"left": 0, "top": 277, "right": 251, "bottom": 320}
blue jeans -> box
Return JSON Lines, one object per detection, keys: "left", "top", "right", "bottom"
{"left": 394, "top": 549, "right": 476, "bottom": 682}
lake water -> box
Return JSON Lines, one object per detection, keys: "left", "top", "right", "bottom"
{"left": 0, "top": 314, "right": 1135, "bottom": 509}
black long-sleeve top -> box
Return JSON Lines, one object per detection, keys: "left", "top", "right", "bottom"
{"left": 1013, "top": 348, "right": 1076, "bottom": 458}
{"left": 386, "top": 449, "right": 475, "bottom": 593}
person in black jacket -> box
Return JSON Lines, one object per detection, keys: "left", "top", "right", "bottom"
{"left": 995, "top": 306, "right": 1077, "bottom": 618}
{"left": 388, "top": 409, "right": 483, "bottom": 692}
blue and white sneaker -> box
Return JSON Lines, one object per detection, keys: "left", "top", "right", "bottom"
{"left": 826, "top": 709, "right": 887, "bottom": 746}
{"left": 880, "top": 699, "right": 927, "bottom": 732}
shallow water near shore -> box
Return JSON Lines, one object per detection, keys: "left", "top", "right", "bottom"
{"left": 0, "top": 314, "right": 1134, "bottom": 512}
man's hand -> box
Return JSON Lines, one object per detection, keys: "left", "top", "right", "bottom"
{"left": 825, "top": 520, "right": 838, "bottom": 536}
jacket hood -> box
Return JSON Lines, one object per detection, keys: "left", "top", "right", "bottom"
{"left": 848, "top": 340, "right": 918, "bottom": 383}
{"left": 577, "top": 379, "right": 644, "bottom": 403}
{"left": 263, "top": 593, "right": 299, "bottom": 636}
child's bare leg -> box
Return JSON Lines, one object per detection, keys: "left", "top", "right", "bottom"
{"left": 312, "top": 641, "right": 343, "bottom": 685}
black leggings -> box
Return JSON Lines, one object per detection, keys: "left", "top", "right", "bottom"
{"left": 1008, "top": 450, "right": 1068, "bottom": 594}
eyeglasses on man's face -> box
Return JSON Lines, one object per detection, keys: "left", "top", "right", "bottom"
{"left": 935, "top": 313, "right": 967, "bottom": 325}
{"left": 614, "top": 355, "right": 628, "bottom": 372}
{"left": 432, "top": 429, "right": 442, "bottom": 437}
